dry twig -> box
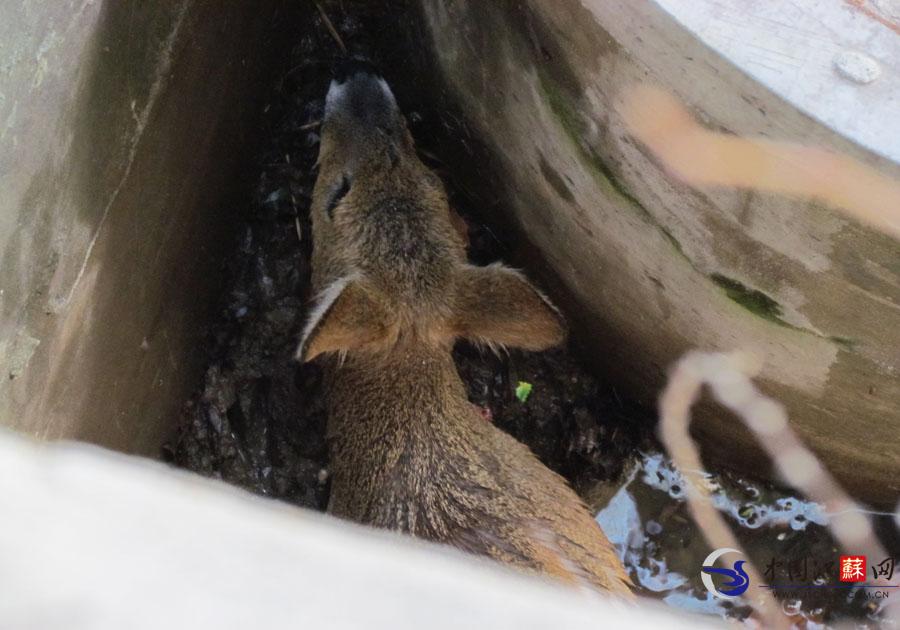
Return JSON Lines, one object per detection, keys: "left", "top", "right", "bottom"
{"left": 659, "top": 351, "right": 897, "bottom": 626}
{"left": 617, "top": 85, "right": 900, "bottom": 241}
{"left": 315, "top": 2, "right": 348, "bottom": 55}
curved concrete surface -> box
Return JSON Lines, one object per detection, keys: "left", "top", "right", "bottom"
{"left": 419, "top": 0, "right": 899, "bottom": 505}
{"left": 0, "top": 430, "right": 711, "bottom": 629}
{"left": 657, "top": 0, "right": 900, "bottom": 164}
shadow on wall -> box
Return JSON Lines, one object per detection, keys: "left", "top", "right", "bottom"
{"left": 1, "top": 1, "right": 299, "bottom": 452}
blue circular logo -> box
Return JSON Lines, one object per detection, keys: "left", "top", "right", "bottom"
{"left": 701, "top": 547, "right": 750, "bottom": 598}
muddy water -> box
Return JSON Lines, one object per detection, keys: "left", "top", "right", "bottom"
{"left": 595, "top": 452, "right": 897, "bottom": 626}
{"left": 164, "top": 2, "right": 895, "bottom": 627}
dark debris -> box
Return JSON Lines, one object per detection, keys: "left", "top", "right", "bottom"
{"left": 164, "top": 0, "right": 644, "bottom": 513}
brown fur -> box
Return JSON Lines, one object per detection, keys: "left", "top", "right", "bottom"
{"left": 298, "top": 63, "right": 632, "bottom": 597}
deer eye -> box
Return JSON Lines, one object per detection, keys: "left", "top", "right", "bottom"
{"left": 325, "top": 175, "right": 351, "bottom": 219}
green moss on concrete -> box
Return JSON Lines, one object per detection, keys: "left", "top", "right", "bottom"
{"left": 537, "top": 72, "right": 859, "bottom": 350}
{"left": 709, "top": 275, "right": 859, "bottom": 348}
{"left": 538, "top": 72, "right": 859, "bottom": 350}
{"left": 538, "top": 72, "right": 584, "bottom": 150}
{"left": 709, "top": 273, "right": 788, "bottom": 326}
{"left": 534, "top": 70, "right": 724, "bottom": 275}
{"left": 537, "top": 71, "right": 650, "bottom": 219}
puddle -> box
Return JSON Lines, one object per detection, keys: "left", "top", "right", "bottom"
{"left": 595, "top": 451, "right": 893, "bottom": 626}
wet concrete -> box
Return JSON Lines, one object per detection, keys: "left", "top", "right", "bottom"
{"left": 0, "top": 1, "right": 302, "bottom": 452}
{"left": 418, "top": 0, "right": 900, "bottom": 507}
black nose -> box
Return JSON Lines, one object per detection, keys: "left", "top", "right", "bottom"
{"left": 326, "top": 58, "right": 398, "bottom": 124}
{"left": 332, "top": 58, "right": 383, "bottom": 85}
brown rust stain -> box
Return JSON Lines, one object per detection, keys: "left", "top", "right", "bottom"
{"left": 843, "top": 0, "right": 900, "bottom": 35}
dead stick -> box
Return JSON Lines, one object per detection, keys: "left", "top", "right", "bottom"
{"left": 660, "top": 351, "right": 898, "bottom": 625}
{"left": 315, "top": 2, "right": 347, "bottom": 55}
{"left": 658, "top": 352, "right": 787, "bottom": 630}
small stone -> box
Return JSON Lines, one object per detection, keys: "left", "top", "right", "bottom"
{"left": 206, "top": 409, "right": 223, "bottom": 434}
{"left": 833, "top": 51, "right": 881, "bottom": 84}
{"left": 265, "top": 188, "right": 288, "bottom": 205}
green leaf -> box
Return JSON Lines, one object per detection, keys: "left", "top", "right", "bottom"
{"left": 515, "top": 381, "right": 533, "bottom": 403}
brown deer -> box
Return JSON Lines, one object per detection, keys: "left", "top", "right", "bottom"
{"left": 296, "top": 60, "right": 633, "bottom": 597}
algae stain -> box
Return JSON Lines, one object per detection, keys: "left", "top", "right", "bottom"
{"left": 538, "top": 71, "right": 702, "bottom": 272}
{"left": 536, "top": 71, "right": 655, "bottom": 226}
{"left": 537, "top": 70, "right": 854, "bottom": 351}
{"left": 709, "top": 274, "right": 858, "bottom": 348}
{"left": 709, "top": 273, "right": 788, "bottom": 326}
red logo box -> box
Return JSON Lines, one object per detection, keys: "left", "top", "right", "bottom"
{"left": 839, "top": 555, "right": 867, "bottom": 582}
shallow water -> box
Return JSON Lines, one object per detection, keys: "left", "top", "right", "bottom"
{"left": 595, "top": 451, "right": 893, "bottom": 626}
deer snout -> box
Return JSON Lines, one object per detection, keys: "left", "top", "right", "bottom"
{"left": 325, "top": 59, "right": 399, "bottom": 126}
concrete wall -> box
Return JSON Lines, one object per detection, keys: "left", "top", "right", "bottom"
{"left": 0, "top": 428, "right": 709, "bottom": 629}
{"left": 0, "top": 1, "right": 293, "bottom": 453}
{"left": 418, "top": 0, "right": 900, "bottom": 506}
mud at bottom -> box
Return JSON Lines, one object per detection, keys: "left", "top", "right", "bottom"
{"left": 595, "top": 451, "right": 893, "bottom": 626}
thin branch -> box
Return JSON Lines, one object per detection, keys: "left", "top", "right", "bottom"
{"left": 659, "top": 351, "right": 898, "bottom": 625}
{"left": 617, "top": 85, "right": 900, "bottom": 241}
{"left": 659, "top": 352, "right": 786, "bottom": 629}
{"left": 315, "top": 2, "right": 347, "bottom": 55}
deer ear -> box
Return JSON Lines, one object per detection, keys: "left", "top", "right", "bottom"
{"left": 451, "top": 263, "right": 566, "bottom": 351}
{"left": 296, "top": 274, "right": 394, "bottom": 362}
